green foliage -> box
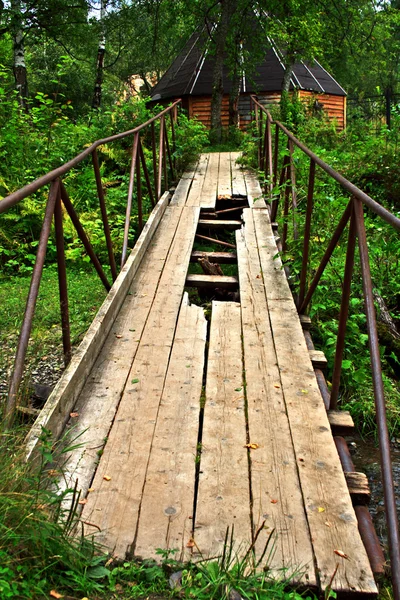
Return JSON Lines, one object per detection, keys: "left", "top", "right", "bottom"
{"left": 174, "top": 113, "right": 209, "bottom": 173}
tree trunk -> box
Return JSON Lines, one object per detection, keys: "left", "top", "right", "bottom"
{"left": 229, "top": 68, "right": 242, "bottom": 127}
{"left": 280, "top": 62, "right": 294, "bottom": 122}
{"left": 92, "top": 0, "right": 107, "bottom": 109}
{"left": 210, "top": 0, "right": 231, "bottom": 142}
{"left": 11, "top": 0, "right": 28, "bottom": 111}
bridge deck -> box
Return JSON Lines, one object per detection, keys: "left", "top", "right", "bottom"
{"left": 29, "top": 153, "right": 376, "bottom": 597}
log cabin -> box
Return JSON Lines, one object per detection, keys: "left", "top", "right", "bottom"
{"left": 149, "top": 25, "right": 347, "bottom": 130}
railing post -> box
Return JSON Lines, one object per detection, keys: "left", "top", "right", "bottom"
{"left": 54, "top": 186, "right": 72, "bottom": 367}
{"left": 92, "top": 149, "right": 118, "bottom": 282}
{"left": 330, "top": 200, "right": 357, "bottom": 409}
{"left": 170, "top": 108, "right": 176, "bottom": 172}
{"left": 4, "top": 179, "right": 60, "bottom": 428}
{"left": 354, "top": 198, "right": 400, "bottom": 600}
{"left": 163, "top": 119, "right": 168, "bottom": 190}
{"left": 139, "top": 138, "right": 155, "bottom": 208}
{"left": 273, "top": 123, "right": 279, "bottom": 187}
{"left": 298, "top": 159, "right": 316, "bottom": 309}
{"left": 164, "top": 117, "right": 175, "bottom": 181}
{"left": 121, "top": 132, "right": 139, "bottom": 267}
{"left": 288, "top": 139, "right": 298, "bottom": 241}
{"left": 266, "top": 115, "right": 273, "bottom": 199}
{"left": 136, "top": 148, "right": 143, "bottom": 232}
{"left": 151, "top": 121, "right": 158, "bottom": 201}
{"left": 157, "top": 115, "right": 165, "bottom": 200}
{"left": 282, "top": 161, "right": 290, "bottom": 252}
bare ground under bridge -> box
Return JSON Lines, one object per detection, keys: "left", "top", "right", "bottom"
{"left": 26, "top": 153, "right": 377, "bottom": 598}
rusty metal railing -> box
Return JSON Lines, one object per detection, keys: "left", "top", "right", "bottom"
{"left": 250, "top": 95, "right": 400, "bottom": 599}
{"left": 1, "top": 99, "right": 181, "bottom": 428}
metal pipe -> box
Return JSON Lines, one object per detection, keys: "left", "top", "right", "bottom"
{"left": 330, "top": 204, "right": 357, "bottom": 409}
{"left": 60, "top": 182, "right": 111, "bottom": 292}
{"left": 273, "top": 123, "right": 279, "bottom": 187}
{"left": 4, "top": 180, "right": 59, "bottom": 426}
{"left": 354, "top": 198, "right": 400, "bottom": 599}
{"left": 195, "top": 233, "right": 236, "bottom": 249}
{"left": 157, "top": 115, "right": 164, "bottom": 200}
{"left": 151, "top": 121, "right": 158, "bottom": 201}
{"left": 299, "top": 201, "right": 352, "bottom": 314}
{"left": 54, "top": 189, "right": 72, "bottom": 367}
{"left": 334, "top": 436, "right": 356, "bottom": 472}
{"left": 92, "top": 149, "right": 118, "bottom": 281}
{"left": 121, "top": 133, "right": 139, "bottom": 267}
{"left": 250, "top": 96, "right": 400, "bottom": 230}
{"left": 136, "top": 149, "right": 143, "bottom": 232}
{"left": 298, "top": 159, "right": 316, "bottom": 309}
{"left": 288, "top": 139, "right": 298, "bottom": 241}
{"left": 0, "top": 100, "right": 181, "bottom": 213}
{"left": 139, "top": 138, "right": 155, "bottom": 208}
{"left": 164, "top": 118, "right": 174, "bottom": 181}
{"left": 282, "top": 163, "right": 290, "bottom": 252}
{"left": 354, "top": 506, "right": 386, "bottom": 576}
{"left": 266, "top": 116, "right": 273, "bottom": 198}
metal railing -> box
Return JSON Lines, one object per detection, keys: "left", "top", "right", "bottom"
{"left": 1, "top": 99, "right": 181, "bottom": 427}
{"left": 250, "top": 95, "right": 400, "bottom": 599}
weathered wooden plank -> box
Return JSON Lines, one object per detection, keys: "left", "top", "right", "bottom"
{"left": 200, "top": 152, "right": 219, "bottom": 209}
{"left": 230, "top": 152, "right": 247, "bottom": 197}
{"left": 185, "top": 274, "right": 238, "bottom": 290}
{"left": 170, "top": 161, "right": 198, "bottom": 206}
{"left": 345, "top": 472, "right": 371, "bottom": 505}
{"left": 25, "top": 192, "right": 171, "bottom": 463}
{"left": 134, "top": 293, "right": 207, "bottom": 560}
{"left": 252, "top": 208, "right": 377, "bottom": 595}
{"left": 243, "top": 170, "right": 267, "bottom": 208}
{"left": 217, "top": 152, "right": 232, "bottom": 198}
{"left": 82, "top": 207, "right": 200, "bottom": 559}
{"left": 190, "top": 251, "right": 237, "bottom": 264}
{"left": 309, "top": 349, "right": 328, "bottom": 370}
{"left": 194, "top": 301, "right": 251, "bottom": 558}
{"left": 56, "top": 205, "right": 184, "bottom": 498}
{"left": 236, "top": 212, "right": 316, "bottom": 584}
{"left": 198, "top": 219, "right": 242, "bottom": 230}
{"left": 186, "top": 154, "right": 209, "bottom": 207}
{"left": 327, "top": 410, "right": 355, "bottom": 435}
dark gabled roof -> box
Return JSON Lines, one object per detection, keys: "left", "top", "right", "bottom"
{"left": 150, "top": 25, "right": 346, "bottom": 100}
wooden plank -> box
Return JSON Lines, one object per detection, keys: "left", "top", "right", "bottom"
{"left": 81, "top": 207, "right": 200, "bottom": 559}
{"left": 345, "top": 472, "right": 371, "bottom": 505}
{"left": 309, "top": 349, "right": 328, "bottom": 369}
{"left": 186, "top": 154, "right": 209, "bottom": 207}
{"left": 198, "top": 219, "right": 242, "bottom": 230}
{"left": 25, "top": 192, "right": 171, "bottom": 463}
{"left": 56, "top": 205, "right": 184, "bottom": 498}
{"left": 191, "top": 251, "right": 237, "bottom": 264}
{"left": 236, "top": 213, "right": 316, "bottom": 584}
{"left": 217, "top": 152, "right": 232, "bottom": 197}
{"left": 251, "top": 208, "right": 377, "bottom": 595}
{"left": 134, "top": 293, "right": 207, "bottom": 560}
{"left": 300, "top": 315, "right": 312, "bottom": 330}
{"left": 327, "top": 410, "right": 354, "bottom": 435}
{"left": 200, "top": 152, "right": 219, "bottom": 209}
{"left": 194, "top": 301, "right": 251, "bottom": 558}
{"left": 170, "top": 161, "right": 198, "bottom": 206}
{"left": 230, "top": 152, "right": 247, "bottom": 197}
{"left": 185, "top": 274, "right": 238, "bottom": 290}
{"left": 243, "top": 169, "right": 267, "bottom": 208}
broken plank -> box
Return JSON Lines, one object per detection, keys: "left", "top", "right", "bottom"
{"left": 185, "top": 274, "right": 238, "bottom": 290}
{"left": 190, "top": 251, "right": 237, "bottom": 264}
{"left": 236, "top": 212, "right": 316, "bottom": 584}
{"left": 82, "top": 207, "right": 200, "bottom": 559}
{"left": 309, "top": 349, "right": 328, "bottom": 370}
{"left": 198, "top": 219, "right": 242, "bottom": 230}
{"left": 252, "top": 208, "right": 377, "bottom": 595}
{"left": 299, "top": 315, "right": 312, "bottom": 330}
{"left": 134, "top": 293, "right": 207, "bottom": 560}
{"left": 243, "top": 169, "right": 267, "bottom": 208}
{"left": 25, "top": 192, "right": 170, "bottom": 463}
{"left": 194, "top": 301, "right": 251, "bottom": 558}
{"left": 345, "top": 472, "right": 371, "bottom": 505}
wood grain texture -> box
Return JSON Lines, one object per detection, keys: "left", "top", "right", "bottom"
{"left": 170, "top": 161, "right": 198, "bottom": 206}
{"left": 57, "top": 205, "right": 184, "bottom": 499}
{"left": 25, "top": 192, "right": 170, "bottom": 463}
{"left": 185, "top": 274, "right": 238, "bottom": 290}
{"left": 81, "top": 207, "right": 200, "bottom": 559}
{"left": 217, "top": 152, "right": 232, "bottom": 197}
{"left": 186, "top": 154, "right": 209, "bottom": 207}
{"left": 236, "top": 212, "right": 316, "bottom": 585}
{"left": 134, "top": 293, "right": 207, "bottom": 560}
{"left": 252, "top": 208, "right": 376, "bottom": 595}
{"left": 327, "top": 410, "right": 355, "bottom": 435}
{"left": 230, "top": 152, "right": 247, "bottom": 197}
{"left": 200, "top": 152, "right": 219, "bottom": 208}
{"left": 194, "top": 301, "right": 251, "bottom": 558}
{"left": 243, "top": 169, "right": 267, "bottom": 208}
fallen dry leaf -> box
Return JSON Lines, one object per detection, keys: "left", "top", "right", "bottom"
{"left": 78, "top": 498, "right": 88, "bottom": 505}
{"left": 334, "top": 549, "right": 350, "bottom": 560}
{"left": 103, "top": 475, "right": 111, "bottom": 481}
{"left": 49, "top": 591, "right": 63, "bottom": 599}
{"left": 186, "top": 537, "right": 195, "bottom": 548}
{"left": 317, "top": 507, "right": 325, "bottom": 513}
{"left": 244, "top": 443, "right": 259, "bottom": 449}
{"left": 273, "top": 383, "right": 280, "bottom": 388}
{"left": 325, "top": 521, "right": 332, "bottom": 527}
{"left": 271, "top": 499, "right": 278, "bottom": 504}
{"left": 87, "top": 487, "right": 95, "bottom": 492}
{"left": 70, "top": 412, "right": 79, "bottom": 418}
{"left": 115, "top": 334, "right": 122, "bottom": 338}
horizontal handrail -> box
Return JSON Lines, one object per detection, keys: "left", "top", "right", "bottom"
{"left": 250, "top": 94, "right": 400, "bottom": 600}
{"left": 0, "top": 99, "right": 181, "bottom": 213}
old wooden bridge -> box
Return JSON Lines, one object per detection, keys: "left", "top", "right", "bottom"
{"left": 2, "top": 100, "right": 400, "bottom": 598}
